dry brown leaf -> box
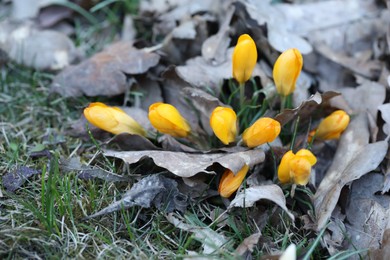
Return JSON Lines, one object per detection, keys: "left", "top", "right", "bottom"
{"left": 107, "top": 134, "right": 160, "bottom": 151}
{"left": 369, "top": 229, "right": 390, "bottom": 260}
{"left": 104, "top": 149, "right": 265, "bottom": 178}
{"left": 229, "top": 185, "right": 294, "bottom": 220}
{"left": 378, "top": 103, "right": 390, "bottom": 135}
{"left": 274, "top": 91, "right": 340, "bottom": 126}
{"left": 0, "top": 20, "right": 78, "bottom": 70}
{"left": 316, "top": 44, "right": 382, "bottom": 79}
{"left": 235, "top": 233, "right": 261, "bottom": 257}
{"left": 176, "top": 49, "right": 270, "bottom": 95}
{"left": 331, "top": 80, "right": 386, "bottom": 121}
{"left": 166, "top": 213, "right": 229, "bottom": 255}
{"left": 344, "top": 173, "right": 390, "bottom": 256}
{"left": 51, "top": 41, "right": 160, "bottom": 97}
{"left": 201, "top": 6, "right": 234, "bottom": 64}
{"left": 313, "top": 113, "right": 388, "bottom": 231}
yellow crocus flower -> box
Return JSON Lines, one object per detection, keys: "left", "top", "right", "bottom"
{"left": 210, "top": 106, "right": 237, "bottom": 145}
{"left": 232, "top": 34, "right": 258, "bottom": 84}
{"left": 242, "top": 117, "right": 281, "bottom": 148}
{"left": 218, "top": 164, "right": 249, "bottom": 198}
{"left": 314, "top": 110, "right": 350, "bottom": 141}
{"left": 148, "top": 102, "right": 191, "bottom": 138}
{"left": 273, "top": 48, "right": 303, "bottom": 96}
{"left": 278, "top": 149, "right": 317, "bottom": 185}
{"left": 83, "top": 102, "right": 146, "bottom": 136}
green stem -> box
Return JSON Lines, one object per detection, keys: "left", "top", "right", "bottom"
{"left": 239, "top": 82, "right": 245, "bottom": 108}
{"left": 280, "top": 95, "right": 286, "bottom": 111}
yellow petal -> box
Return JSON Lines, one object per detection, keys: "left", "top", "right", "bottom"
{"left": 148, "top": 102, "right": 191, "bottom": 138}
{"left": 278, "top": 150, "right": 295, "bottom": 184}
{"left": 273, "top": 48, "right": 303, "bottom": 96}
{"left": 232, "top": 34, "right": 258, "bottom": 84}
{"left": 290, "top": 156, "right": 312, "bottom": 185}
{"left": 218, "top": 164, "right": 249, "bottom": 198}
{"left": 83, "top": 102, "right": 146, "bottom": 136}
{"left": 210, "top": 106, "right": 237, "bottom": 145}
{"left": 295, "top": 149, "right": 317, "bottom": 166}
{"left": 315, "top": 110, "right": 350, "bottom": 141}
{"left": 242, "top": 117, "right": 281, "bottom": 148}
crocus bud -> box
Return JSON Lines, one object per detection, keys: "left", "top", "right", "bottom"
{"left": 273, "top": 48, "right": 303, "bottom": 96}
{"left": 148, "top": 102, "right": 191, "bottom": 138}
{"left": 218, "top": 164, "right": 249, "bottom": 198}
{"left": 314, "top": 110, "right": 350, "bottom": 141}
{"left": 232, "top": 34, "right": 257, "bottom": 84}
{"left": 278, "top": 149, "right": 317, "bottom": 185}
{"left": 83, "top": 102, "right": 146, "bottom": 136}
{"left": 210, "top": 106, "right": 237, "bottom": 145}
{"left": 242, "top": 117, "right": 281, "bottom": 148}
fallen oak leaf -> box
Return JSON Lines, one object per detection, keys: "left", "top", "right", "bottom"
{"left": 229, "top": 185, "right": 294, "bottom": 221}
{"left": 51, "top": 41, "right": 160, "bottom": 97}
{"left": 104, "top": 149, "right": 265, "bottom": 178}
{"left": 313, "top": 113, "right": 388, "bottom": 231}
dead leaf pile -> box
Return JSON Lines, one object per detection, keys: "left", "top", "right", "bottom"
{"left": 5, "top": 0, "right": 390, "bottom": 258}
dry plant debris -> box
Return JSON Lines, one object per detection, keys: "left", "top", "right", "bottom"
{"left": 2, "top": 0, "right": 390, "bottom": 258}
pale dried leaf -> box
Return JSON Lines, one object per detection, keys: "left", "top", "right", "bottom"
{"left": 3, "top": 166, "right": 41, "bottom": 192}
{"left": 51, "top": 42, "right": 160, "bottom": 97}
{"left": 166, "top": 213, "right": 229, "bottom": 255}
{"left": 229, "top": 185, "right": 294, "bottom": 220}
{"left": 104, "top": 149, "right": 265, "bottom": 177}
{"left": 331, "top": 81, "right": 386, "bottom": 121}
{"left": 369, "top": 229, "right": 390, "bottom": 260}
{"left": 201, "top": 6, "right": 234, "bottom": 64}
{"left": 313, "top": 113, "right": 388, "bottom": 231}
{"left": 85, "top": 175, "right": 187, "bottom": 219}
{"left": 235, "top": 233, "right": 261, "bottom": 256}
{"left": 60, "top": 157, "right": 131, "bottom": 182}
{"left": 274, "top": 91, "right": 340, "bottom": 126}
{"left": 0, "top": 20, "right": 77, "bottom": 70}
{"left": 378, "top": 103, "right": 390, "bottom": 135}
{"left": 268, "top": 27, "right": 312, "bottom": 54}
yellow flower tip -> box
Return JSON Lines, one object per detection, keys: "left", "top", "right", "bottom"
{"left": 210, "top": 106, "right": 237, "bottom": 145}
{"left": 218, "top": 164, "right": 249, "bottom": 198}
{"left": 83, "top": 102, "right": 146, "bottom": 136}
{"left": 315, "top": 110, "right": 350, "bottom": 141}
{"left": 232, "top": 34, "right": 258, "bottom": 84}
{"left": 278, "top": 149, "right": 317, "bottom": 185}
{"left": 273, "top": 48, "right": 303, "bottom": 96}
{"left": 242, "top": 117, "right": 281, "bottom": 148}
{"left": 148, "top": 102, "right": 191, "bottom": 138}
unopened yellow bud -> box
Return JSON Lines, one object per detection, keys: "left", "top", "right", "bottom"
{"left": 83, "top": 102, "right": 146, "bottom": 136}
{"left": 210, "top": 106, "right": 237, "bottom": 145}
{"left": 218, "top": 164, "right": 249, "bottom": 198}
{"left": 232, "top": 34, "right": 257, "bottom": 84}
{"left": 242, "top": 117, "right": 281, "bottom": 148}
{"left": 315, "top": 110, "right": 350, "bottom": 140}
{"left": 273, "top": 48, "right": 303, "bottom": 96}
{"left": 278, "top": 149, "right": 317, "bottom": 185}
{"left": 148, "top": 102, "right": 191, "bottom": 138}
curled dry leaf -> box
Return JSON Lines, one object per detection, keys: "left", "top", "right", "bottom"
{"left": 0, "top": 20, "right": 78, "bottom": 70}
{"left": 176, "top": 49, "right": 270, "bottom": 96}
{"left": 51, "top": 41, "right": 160, "bottom": 97}
{"left": 3, "top": 166, "right": 41, "bottom": 192}
{"left": 274, "top": 91, "right": 340, "bottom": 126}
{"left": 85, "top": 175, "right": 187, "bottom": 219}
{"left": 344, "top": 173, "right": 390, "bottom": 255}
{"left": 313, "top": 113, "right": 388, "bottom": 231}
{"left": 107, "top": 133, "right": 160, "bottom": 151}
{"left": 104, "top": 149, "right": 265, "bottom": 177}
{"left": 166, "top": 213, "right": 229, "bottom": 255}
{"left": 60, "top": 157, "right": 131, "bottom": 182}
{"left": 235, "top": 233, "right": 261, "bottom": 257}
{"left": 229, "top": 185, "right": 294, "bottom": 221}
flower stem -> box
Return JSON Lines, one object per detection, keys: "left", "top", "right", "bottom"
{"left": 239, "top": 82, "right": 245, "bottom": 108}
